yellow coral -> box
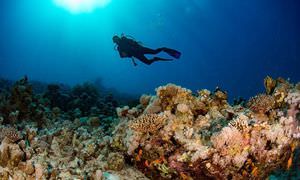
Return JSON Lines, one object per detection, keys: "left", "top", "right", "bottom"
{"left": 156, "top": 84, "right": 193, "bottom": 110}
{"left": 264, "top": 76, "right": 276, "bottom": 94}
{"left": 129, "top": 114, "right": 167, "bottom": 133}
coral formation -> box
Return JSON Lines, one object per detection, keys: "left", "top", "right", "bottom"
{"left": 0, "top": 76, "right": 299, "bottom": 179}
{"left": 264, "top": 76, "right": 277, "bottom": 94}
{"left": 247, "top": 94, "right": 275, "bottom": 114}
{"left": 0, "top": 127, "right": 22, "bottom": 143}
{"left": 112, "top": 76, "right": 300, "bottom": 179}
{"left": 129, "top": 114, "right": 167, "bottom": 133}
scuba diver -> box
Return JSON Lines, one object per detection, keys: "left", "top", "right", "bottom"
{"left": 112, "top": 34, "right": 181, "bottom": 66}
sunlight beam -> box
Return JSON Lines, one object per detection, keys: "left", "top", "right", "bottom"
{"left": 54, "top": 0, "right": 111, "bottom": 14}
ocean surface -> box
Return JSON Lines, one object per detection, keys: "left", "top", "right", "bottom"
{"left": 0, "top": 0, "right": 299, "bottom": 100}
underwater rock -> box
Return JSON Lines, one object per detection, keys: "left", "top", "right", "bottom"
{"left": 0, "top": 138, "right": 24, "bottom": 168}
{"left": 87, "top": 116, "right": 101, "bottom": 127}
{"left": 18, "top": 161, "right": 35, "bottom": 175}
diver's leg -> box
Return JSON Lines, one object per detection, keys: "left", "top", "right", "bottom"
{"left": 141, "top": 47, "right": 165, "bottom": 55}
{"left": 141, "top": 47, "right": 181, "bottom": 59}
{"left": 152, "top": 57, "right": 173, "bottom": 61}
{"left": 134, "top": 54, "right": 154, "bottom": 65}
{"left": 134, "top": 54, "right": 173, "bottom": 65}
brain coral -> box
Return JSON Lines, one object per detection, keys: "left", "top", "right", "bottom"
{"left": 129, "top": 114, "right": 166, "bottom": 133}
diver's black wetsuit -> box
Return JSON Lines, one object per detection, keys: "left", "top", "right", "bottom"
{"left": 114, "top": 35, "right": 181, "bottom": 65}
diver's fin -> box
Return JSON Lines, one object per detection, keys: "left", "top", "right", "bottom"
{"left": 153, "top": 57, "right": 173, "bottom": 61}
{"left": 163, "top": 48, "right": 181, "bottom": 59}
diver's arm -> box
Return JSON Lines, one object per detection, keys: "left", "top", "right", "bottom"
{"left": 117, "top": 46, "right": 127, "bottom": 58}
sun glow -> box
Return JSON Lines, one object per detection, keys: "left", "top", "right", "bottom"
{"left": 54, "top": 0, "right": 111, "bottom": 14}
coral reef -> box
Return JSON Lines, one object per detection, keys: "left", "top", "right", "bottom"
{"left": 112, "top": 77, "right": 299, "bottom": 179}
{"left": 0, "top": 76, "right": 299, "bottom": 179}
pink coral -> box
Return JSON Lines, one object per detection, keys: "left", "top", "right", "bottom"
{"left": 285, "top": 91, "right": 300, "bottom": 120}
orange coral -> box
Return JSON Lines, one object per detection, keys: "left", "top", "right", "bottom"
{"left": 136, "top": 149, "right": 143, "bottom": 161}
{"left": 287, "top": 142, "right": 297, "bottom": 170}
{"left": 287, "top": 156, "right": 293, "bottom": 170}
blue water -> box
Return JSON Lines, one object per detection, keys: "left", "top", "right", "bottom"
{"left": 0, "top": 0, "right": 299, "bottom": 100}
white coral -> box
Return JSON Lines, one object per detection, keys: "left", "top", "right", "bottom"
{"left": 285, "top": 90, "right": 300, "bottom": 106}
{"left": 211, "top": 127, "right": 243, "bottom": 150}
{"left": 125, "top": 130, "right": 141, "bottom": 155}
{"left": 144, "top": 97, "right": 162, "bottom": 114}
{"left": 191, "top": 146, "right": 210, "bottom": 162}
{"left": 228, "top": 113, "right": 249, "bottom": 131}
{"left": 177, "top": 103, "right": 190, "bottom": 114}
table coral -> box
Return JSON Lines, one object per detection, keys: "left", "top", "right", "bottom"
{"left": 129, "top": 114, "right": 167, "bottom": 133}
